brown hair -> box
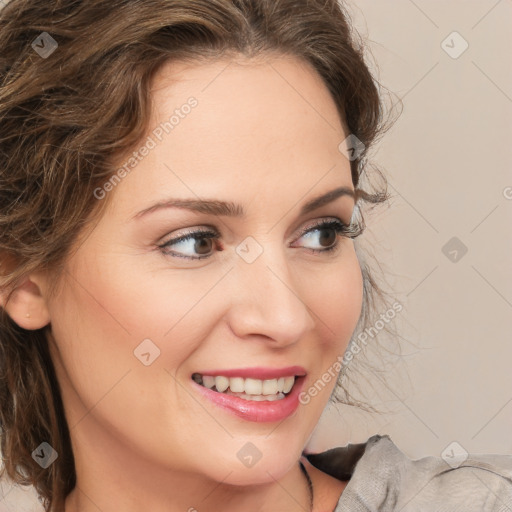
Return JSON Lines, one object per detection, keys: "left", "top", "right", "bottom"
{"left": 0, "top": 0, "right": 398, "bottom": 509}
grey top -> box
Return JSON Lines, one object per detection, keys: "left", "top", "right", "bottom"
{"left": 305, "top": 434, "right": 512, "bottom": 511}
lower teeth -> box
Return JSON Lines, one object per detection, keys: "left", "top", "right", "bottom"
{"left": 192, "top": 374, "right": 290, "bottom": 401}
{"left": 223, "top": 389, "right": 286, "bottom": 401}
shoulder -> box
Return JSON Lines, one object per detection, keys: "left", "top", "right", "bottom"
{"left": 305, "top": 434, "right": 512, "bottom": 511}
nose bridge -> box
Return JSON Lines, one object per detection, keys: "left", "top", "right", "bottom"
{"left": 225, "top": 239, "right": 316, "bottom": 344}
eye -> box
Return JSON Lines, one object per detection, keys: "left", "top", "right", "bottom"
{"left": 293, "top": 219, "right": 359, "bottom": 254}
{"left": 158, "top": 227, "right": 220, "bottom": 260}
{"left": 157, "top": 218, "right": 364, "bottom": 260}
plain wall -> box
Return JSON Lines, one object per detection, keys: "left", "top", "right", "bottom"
{"left": 309, "top": 0, "right": 512, "bottom": 462}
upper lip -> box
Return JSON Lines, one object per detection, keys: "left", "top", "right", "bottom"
{"left": 194, "top": 366, "right": 307, "bottom": 379}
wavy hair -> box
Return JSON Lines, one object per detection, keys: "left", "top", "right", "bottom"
{"left": 0, "top": 0, "right": 398, "bottom": 509}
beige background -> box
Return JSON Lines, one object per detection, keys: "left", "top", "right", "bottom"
{"left": 1, "top": 0, "right": 511, "bottom": 509}
{"left": 309, "top": 0, "right": 512, "bottom": 462}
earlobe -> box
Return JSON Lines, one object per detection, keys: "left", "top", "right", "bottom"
{"left": 0, "top": 275, "right": 51, "bottom": 330}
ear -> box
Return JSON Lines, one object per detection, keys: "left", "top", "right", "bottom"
{"left": 0, "top": 274, "right": 51, "bottom": 330}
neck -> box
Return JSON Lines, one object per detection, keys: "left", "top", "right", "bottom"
{"left": 65, "top": 422, "right": 312, "bottom": 512}
{"left": 299, "top": 456, "right": 348, "bottom": 512}
{"left": 300, "top": 461, "right": 314, "bottom": 511}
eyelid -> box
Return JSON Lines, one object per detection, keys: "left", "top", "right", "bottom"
{"left": 158, "top": 216, "right": 353, "bottom": 246}
{"left": 157, "top": 215, "right": 364, "bottom": 262}
{"left": 160, "top": 226, "right": 219, "bottom": 245}
{"left": 296, "top": 217, "right": 349, "bottom": 237}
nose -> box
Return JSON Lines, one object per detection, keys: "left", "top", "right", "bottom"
{"left": 223, "top": 243, "right": 316, "bottom": 347}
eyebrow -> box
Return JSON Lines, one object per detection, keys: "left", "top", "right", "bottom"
{"left": 131, "top": 185, "right": 355, "bottom": 220}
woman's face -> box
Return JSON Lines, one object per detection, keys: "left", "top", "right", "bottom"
{"left": 40, "top": 54, "right": 363, "bottom": 487}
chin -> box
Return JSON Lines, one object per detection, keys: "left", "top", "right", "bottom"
{"left": 212, "top": 445, "right": 301, "bottom": 486}
{"left": 220, "top": 462, "right": 294, "bottom": 487}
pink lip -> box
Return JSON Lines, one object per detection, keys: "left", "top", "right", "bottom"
{"left": 195, "top": 366, "right": 307, "bottom": 379}
{"left": 191, "top": 375, "right": 306, "bottom": 423}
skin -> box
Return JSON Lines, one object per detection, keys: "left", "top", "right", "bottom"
{"left": 2, "top": 54, "right": 362, "bottom": 511}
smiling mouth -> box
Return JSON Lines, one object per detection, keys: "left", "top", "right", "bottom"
{"left": 191, "top": 373, "right": 298, "bottom": 402}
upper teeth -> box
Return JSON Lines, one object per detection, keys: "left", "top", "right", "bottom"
{"left": 199, "top": 375, "right": 295, "bottom": 395}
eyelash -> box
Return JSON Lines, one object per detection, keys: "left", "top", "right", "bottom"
{"left": 157, "top": 218, "right": 364, "bottom": 261}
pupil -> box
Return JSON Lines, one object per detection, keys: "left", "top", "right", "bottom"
{"left": 320, "top": 229, "right": 335, "bottom": 247}
{"left": 195, "top": 238, "right": 212, "bottom": 255}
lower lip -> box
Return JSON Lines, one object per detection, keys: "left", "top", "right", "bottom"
{"left": 191, "top": 376, "right": 306, "bottom": 423}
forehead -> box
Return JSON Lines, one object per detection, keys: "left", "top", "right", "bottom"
{"left": 105, "top": 54, "right": 352, "bottom": 218}
{"left": 149, "top": 53, "right": 346, "bottom": 139}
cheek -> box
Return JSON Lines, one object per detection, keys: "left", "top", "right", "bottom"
{"left": 56, "top": 251, "right": 226, "bottom": 355}
{"left": 47, "top": 252, "right": 231, "bottom": 407}
{"left": 292, "top": 246, "right": 363, "bottom": 428}
{"left": 46, "top": 255, "right": 232, "bottom": 467}
{"left": 305, "top": 244, "right": 363, "bottom": 353}
{"left": 337, "top": 247, "right": 364, "bottom": 338}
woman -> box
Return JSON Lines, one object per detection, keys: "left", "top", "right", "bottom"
{"left": 0, "top": 1, "right": 510, "bottom": 511}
